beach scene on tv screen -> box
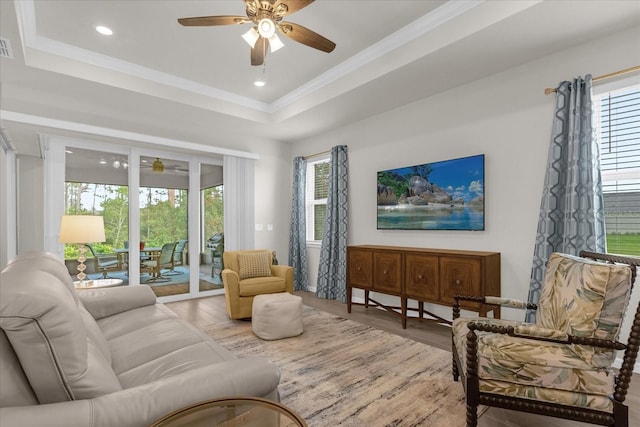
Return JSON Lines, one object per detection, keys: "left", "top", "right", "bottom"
{"left": 377, "top": 154, "right": 484, "bottom": 230}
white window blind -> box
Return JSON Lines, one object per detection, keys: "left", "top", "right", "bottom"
{"left": 595, "top": 85, "right": 640, "bottom": 256}
{"left": 306, "top": 158, "right": 330, "bottom": 242}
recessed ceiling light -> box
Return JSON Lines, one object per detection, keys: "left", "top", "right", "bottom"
{"left": 99, "top": 159, "right": 107, "bottom": 165}
{"left": 95, "top": 25, "right": 113, "bottom": 36}
{"left": 254, "top": 80, "right": 266, "bottom": 87}
{"left": 65, "top": 149, "right": 73, "bottom": 154}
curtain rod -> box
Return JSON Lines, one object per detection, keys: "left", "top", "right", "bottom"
{"left": 544, "top": 65, "right": 640, "bottom": 95}
{"left": 302, "top": 149, "right": 331, "bottom": 160}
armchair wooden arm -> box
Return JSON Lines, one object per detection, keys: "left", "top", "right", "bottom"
{"left": 452, "top": 295, "right": 538, "bottom": 320}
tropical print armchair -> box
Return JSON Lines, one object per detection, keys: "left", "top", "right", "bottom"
{"left": 452, "top": 251, "right": 640, "bottom": 427}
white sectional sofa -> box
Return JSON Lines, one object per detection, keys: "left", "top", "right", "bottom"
{"left": 0, "top": 251, "right": 281, "bottom": 427}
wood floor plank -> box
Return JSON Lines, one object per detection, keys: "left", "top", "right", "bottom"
{"left": 166, "top": 291, "right": 640, "bottom": 427}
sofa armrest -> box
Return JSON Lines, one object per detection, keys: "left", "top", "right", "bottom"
{"left": 466, "top": 322, "right": 627, "bottom": 350}
{"left": 78, "top": 285, "right": 157, "bottom": 320}
{"left": 271, "top": 265, "right": 294, "bottom": 293}
{"left": 452, "top": 295, "right": 538, "bottom": 320}
{"left": 221, "top": 269, "right": 240, "bottom": 295}
{"left": 513, "top": 324, "right": 569, "bottom": 342}
{"left": 0, "top": 400, "right": 92, "bottom": 427}
{"left": 0, "top": 356, "right": 280, "bottom": 427}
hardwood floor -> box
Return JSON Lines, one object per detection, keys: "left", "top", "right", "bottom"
{"left": 166, "top": 291, "right": 640, "bottom": 427}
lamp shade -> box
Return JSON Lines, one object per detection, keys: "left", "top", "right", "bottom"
{"left": 59, "top": 215, "right": 106, "bottom": 243}
{"left": 242, "top": 27, "right": 260, "bottom": 48}
{"left": 268, "top": 33, "right": 284, "bottom": 52}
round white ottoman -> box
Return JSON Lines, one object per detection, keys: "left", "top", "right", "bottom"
{"left": 252, "top": 292, "right": 303, "bottom": 340}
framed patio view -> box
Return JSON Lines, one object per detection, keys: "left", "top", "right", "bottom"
{"left": 60, "top": 145, "right": 225, "bottom": 301}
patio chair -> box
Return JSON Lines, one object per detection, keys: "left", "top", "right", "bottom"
{"left": 451, "top": 251, "right": 640, "bottom": 427}
{"left": 85, "top": 244, "right": 121, "bottom": 279}
{"left": 141, "top": 242, "right": 177, "bottom": 283}
{"left": 165, "top": 239, "right": 187, "bottom": 276}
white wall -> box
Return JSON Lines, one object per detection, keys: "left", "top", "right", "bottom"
{"left": 253, "top": 139, "right": 293, "bottom": 260}
{"left": 291, "top": 26, "right": 640, "bottom": 322}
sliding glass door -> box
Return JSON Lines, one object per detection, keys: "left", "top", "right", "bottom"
{"left": 63, "top": 146, "right": 130, "bottom": 283}
{"left": 46, "top": 136, "right": 227, "bottom": 301}
{"left": 138, "top": 156, "right": 190, "bottom": 297}
{"left": 201, "top": 162, "right": 224, "bottom": 292}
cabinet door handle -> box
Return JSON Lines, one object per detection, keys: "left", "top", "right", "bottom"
{"left": 383, "top": 270, "right": 388, "bottom": 275}
{"left": 455, "top": 279, "right": 461, "bottom": 284}
{"left": 417, "top": 274, "right": 423, "bottom": 279}
{"left": 357, "top": 267, "right": 361, "bottom": 271}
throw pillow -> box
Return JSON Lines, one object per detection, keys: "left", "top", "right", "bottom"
{"left": 238, "top": 252, "right": 272, "bottom": 280}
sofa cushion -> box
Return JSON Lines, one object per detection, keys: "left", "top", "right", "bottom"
{"left": 238, "top": 277, "right": 287, "bottom": 297}
{"left": 5, "top": 251, "right": 79, "bottom": 304}
{"left": 96, "top": 303, "right": 179, "bottom": 340}
{"left": 536, "top": 252, "right": 632, "bottom": 366}
{"left": 238, "top": 251, "right": 272, "bottom": 279}
{"left": 0, "top": 268, "right": 122, "bottom": 403}
{"left": 107, "top": 318, "right": 220, "bottom": 375}
{"left": 453, "top": 316, "right": 616, "bottom": 410}
{"left": 117, "top": 335, "right": 237, "bottom": 388}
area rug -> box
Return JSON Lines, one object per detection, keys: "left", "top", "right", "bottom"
{"left": 204, "top": 305, "right": 481, "bottom": 427}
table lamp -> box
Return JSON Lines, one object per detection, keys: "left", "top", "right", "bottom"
{"left": 59, "top": 215, "right": 106, "bottom": 285}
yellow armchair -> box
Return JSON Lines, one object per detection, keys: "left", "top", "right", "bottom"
{"left": 222, "top": 250, "right": 294, "bottom": 319}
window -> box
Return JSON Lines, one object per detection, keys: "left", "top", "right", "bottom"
{"left": 306, "top": 158, "right": 330, "bottom": 242}
{"left": 594, "top": 84, "right": 640, "bottom": 256}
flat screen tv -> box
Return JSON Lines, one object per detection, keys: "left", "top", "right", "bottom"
{"left": 377, "top": 154, "right": 485, "bottom": 231}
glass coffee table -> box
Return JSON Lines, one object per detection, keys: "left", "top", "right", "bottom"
{"left": 150, "top": 397, "right": 307, "bottom": 427}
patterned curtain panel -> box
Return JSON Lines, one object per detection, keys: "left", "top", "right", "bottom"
{"left": 289, "top": 157, "right": 308, "bottom": 291}
{"left": 526, "top": 75, "right": 606, "bottom": 322}
{"left": 316, "top": 145, "right": 349, "bottom": 302}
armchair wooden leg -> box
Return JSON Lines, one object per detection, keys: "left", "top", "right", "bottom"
{"left": 452, "top": 353, "right": 459, "bottom": 382}
{"left": 452, "top": 340, "right": 460, "bottom": 381}
{"left": 466, "top": 404, "right": 478, "bottom": 427}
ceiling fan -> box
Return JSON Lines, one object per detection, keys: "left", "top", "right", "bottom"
{"left": 177, "top": 0, "right": 336, "bottom": 66}
{"left": 140, "top": 158, "right": 189, "bottom": 174}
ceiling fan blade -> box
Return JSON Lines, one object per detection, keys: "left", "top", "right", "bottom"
{"left": 251, "top": 37, "right": 267, "bottom": 66}
{"left": 279, "top": 21, "right": 335, "bottom": 53}
{"left": 273, "top": 0, "right": 314, "bottom": 17}
{"left": 177, "top": 16, "right": 249, "bottom": 26}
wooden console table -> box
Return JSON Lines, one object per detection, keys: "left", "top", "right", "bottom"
{"left": 347, "top": 245, "right": 501, "bottom": 328}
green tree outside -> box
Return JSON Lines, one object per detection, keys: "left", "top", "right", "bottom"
{"left": 63, "top": 183, "right": 223, "bottom": 259}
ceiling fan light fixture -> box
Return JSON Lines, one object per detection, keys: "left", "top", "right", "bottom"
{"left": 152, "top": 158, "right": 164, "bottom": 173}
{"left": 257, "top": 18, "right": 275, "bottom": 38}
{"left": 268, "top": 33, "right": 284, "bottom": 52}
{"left": 241, "top": 27, "right": 259, "bottom": 48}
